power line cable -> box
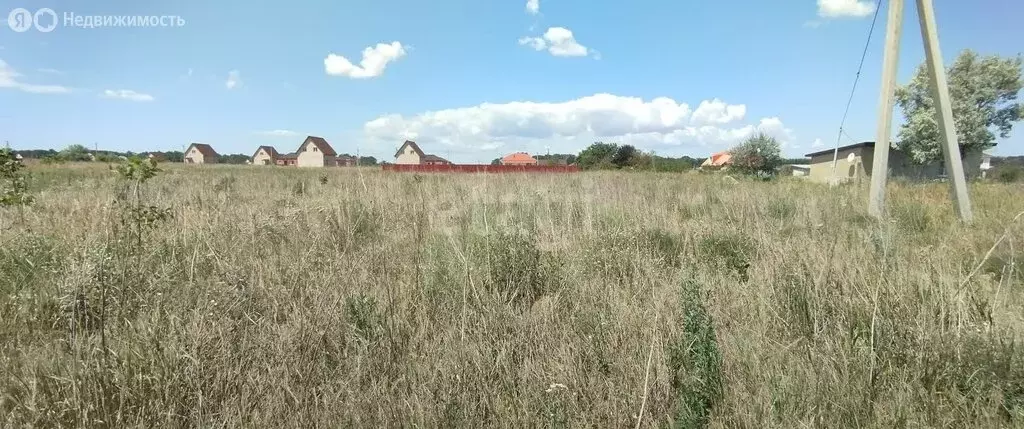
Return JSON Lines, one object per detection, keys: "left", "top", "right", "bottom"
{"left": 829, "top": 0, "right": 884, "bottom": 184}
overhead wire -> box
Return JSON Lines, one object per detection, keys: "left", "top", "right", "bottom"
{"left": 829, "top": 0, "right": 884, "bottom": 184}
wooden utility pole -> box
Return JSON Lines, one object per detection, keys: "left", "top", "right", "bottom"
{"left": 868, "top": 0, "right": 973, "bottom": 222}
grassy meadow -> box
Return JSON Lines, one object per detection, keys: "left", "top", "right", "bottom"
{"left": 2, "top": 162, "right": 1023, "bottom": 428}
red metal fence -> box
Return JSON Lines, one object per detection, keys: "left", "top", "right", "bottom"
{"left": 381, "top": 164, "right": 579, "bottom": 173}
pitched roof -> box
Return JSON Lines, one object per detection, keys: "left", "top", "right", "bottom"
{"left": 395, "top": 140, "right": 425, "bottom": 158}
{"left": 336, "top": 154, "right": 357, "bottom": 161}
{"left": 301, "top": 136, "right": 337, "bottom": 156}
{"left": 422, "top": 154, "right": 450, "bottom": 163}
{"left": 253, "top": 145, "right": 280, "bottom": 158}
{"left": 501, "top": 152, "right": 537, "bottom": 164}
{"left": 701, "top": 151, "right": 732, "bottom": 167}
{"left": 187, "top": 143, "right": 218, "bottom": 157}
{"left": 804, "top": 142, "right": 875, "bottom": 158}
{"left": 278, "top": 152, "right": 298, "bottom": 160}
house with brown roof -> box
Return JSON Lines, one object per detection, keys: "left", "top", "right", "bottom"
{"left": 394, "top": 140, "right": 451, "bottom": 165}
{"left": 335, "top": 154, "right": 357, "bottom": 167}
{"left": 276, "top": 153, "right": 298, "bottom": 166}
{"left": 252, "top": 145, "right": 280, "bottom": 166}
{"left": 501, "top": 152, "right": 538, "bottom": 166}
{"left": 184, "top": 143, "right": 218, "bottom": 164}
{"left": 295, "top": 136, "right": 338, "bottom": 167}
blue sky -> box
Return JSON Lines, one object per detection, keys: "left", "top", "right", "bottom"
{"left": 1, "top": 0, "right": 1022, "bottom": 162}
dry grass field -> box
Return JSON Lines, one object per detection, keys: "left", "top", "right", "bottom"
{"left": 2, "top": 163, "right": 1023, "bottom": 427}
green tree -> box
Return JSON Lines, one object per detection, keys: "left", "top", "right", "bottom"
{"left": 576, "top": 142, "right": 618, "bottom": 170}
{"left": 895, "top": 50, "right": 1023, "bottom": 163}
{"left": 611, "top": 144, "right": 637, "bottom": 168}
{"left": 729, "top": 133, "right": 782, "bottom": 175}
{"left": 59, "top": 144, "right": 92, "bottom": 162}
{"left": 358, "top": 156, "right": 378, "bottom": 166}
{"left": 491, "top": 158, "right": 502, "bottom": 165}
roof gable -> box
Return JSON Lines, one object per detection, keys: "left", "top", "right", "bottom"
{"left": 299, "top": 136, "right": 337, "bottom": 156}
{"left": 187, "top": 143, "right": 218, "bottom": 157}
{"left": 252, "top": 145, "right": 279, "bottom": 158}
{"left": 395, "top": 140, "right": 425, "bottom": 158}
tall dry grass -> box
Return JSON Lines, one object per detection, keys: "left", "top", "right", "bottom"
{"left": 1, "top": 163, "right": 1023, "bottom": 428}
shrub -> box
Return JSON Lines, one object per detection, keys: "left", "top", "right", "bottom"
{"left": 729, "top": 133, "right": 782, "bottom": 175}
{"left": 996, "top": 166, "right": 1022, "bottom": 183}
{"left": 667, "top": 277, "right": 722, "bottom": 428}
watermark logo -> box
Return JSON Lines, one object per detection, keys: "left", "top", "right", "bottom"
{"left": 7, "top": 8, "right": 184, "bottom": 32}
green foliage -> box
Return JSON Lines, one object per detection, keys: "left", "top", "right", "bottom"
{"left": 576, "top": 142, "right": 699, "bottom": 171}
{"left": 996, "top": 166, "right": 1022, "bottom": 183}
{"left": 699, "top": 232, "right": 755, "bottom": 282}
{"left": 358, "top": 156, "right": 378, "bottom": 166}
{"left": 576, "top": 142, "right": 619, "bottom": 170}
{"left": 896, "top": 50, "right": 1023, "bottom": 163}
{"left": 611, "top": 144, "right": 637, "bottom": 168}
{"left": 0, "top": 148, "right": 33, "bottom": 207}
{"left": 481, "top": 230, "right": 557, "bottom": 308}
{"left": 729, "top": 133, "right": 782, "bottom": 175}
{"left": 58, "top": 144, "right": 93, "bottom": 162}
{"left": 344, "top": 293, "right": 381, "bottom": 343}
{"left": 115, "top": 156, "right": 161, "bottom": 183}
{"left": 490, "top": 158, "right": 502, "bottom": 165}
{"left": 667, "top": 277, "right": 722, "bottom": 428}
{"left": 535, "top": 153, "right": 577, "bottom": 166}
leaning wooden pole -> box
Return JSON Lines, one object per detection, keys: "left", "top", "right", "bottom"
{"left": 867, "top": 0, "right": 904, "bottom": 218}
{"left": 915, "top": 0, "right": 973, "bottom": 222}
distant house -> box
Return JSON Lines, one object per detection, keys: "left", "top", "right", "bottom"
{"left": 184, "top": 143, "right": 218, "bottom": 164}
{"left": 501, "top": 152, "right": 538, "bottom": 166}
{"left": 295, "top": 136, "right": 338, "bottom": 167}
{"left": 252, "top": 146, "right": 280, "bottom": 166}
{"left": 335, "top": 154, "right": 357, "bottom": 167}
{"left": 276, "top": 153, "right": 298, "bottom": 166}
{"left": 395, "top": 140, "right": 426, "bottom": 165}
{"left": 700, "top": 151, "right": 732, "bottom": 169}
{"left": 787, "top": 164, "right": 810, "bottom": 176}
{"left": 394, "top": 140, "right": 451, "bottom": 165}
{"left": 422, "top": 154, "right": 452, "bottom": 166}
{"left": 803, "top": 141, "right": 983, "bottom": 183}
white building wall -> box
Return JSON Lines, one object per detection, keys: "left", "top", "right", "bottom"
{"left": 296, "top": 142, "right": 326, "bottom": 167}
{"left": 396, "top": 146, "right": 421, "bottom": 165}
{"left": 185, "top": 147, "right": 205, "bottom": 164}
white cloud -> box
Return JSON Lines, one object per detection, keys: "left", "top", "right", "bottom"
{"left": 0, "top": 59, "right": 71, "bottom": 94}
{"left": 519, "top": 27, "right": 592, "bottom": 57}
{"left": 526, "top": 0, "right": 539, "bottom": 15}
{"left": 363, "top": 93, "right": 793, "bottom": 158}
{"left": 811, "top": 138, "right": 825, "bottom": 148}
{"left": 226, "top": 70, "right": 241, "bottom": 89}
{"left": 256, "top": 129, "right": 300, "bottom": 136}
{"left": 690, "top": 99, "right": 746, "bottom": 125}
{"left": 102, "top": 89, "right": 155, "bottom": 102}
{"left": 324, "top": 42, "right": 407, "bottom": 79}
{"left": 818, "top": 0, "right": 875, "bottom": 18}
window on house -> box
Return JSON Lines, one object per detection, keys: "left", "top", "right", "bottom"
{"left": 313, "top": 147, "right": 318, "bottom": 152}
